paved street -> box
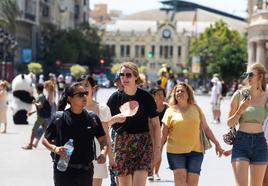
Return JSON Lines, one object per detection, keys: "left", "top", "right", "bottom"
{"left": 0, "top": 88, "right": 235, "bottom": 186}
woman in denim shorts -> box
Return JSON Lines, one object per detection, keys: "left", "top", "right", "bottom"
{"left": 227, "top": 63, "right": 268, "bottom": 186}
{"left": 161, "top": 82, "right": 224, "bottom": 186}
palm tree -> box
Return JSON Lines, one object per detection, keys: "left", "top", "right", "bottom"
{"left": 0, "top": 0, "right": 21, "bottom": 33}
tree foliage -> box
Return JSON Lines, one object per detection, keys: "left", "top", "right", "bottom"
{"left": 70, "top": 64, "right": 87, "bottom": 79}
{"left": 27, "top": 62, "right": 43, "bottom": 74}
{"left": 39, "top": 23, "right": 104, "bottom": 72}
{"left": 190, "top": 20, "right": 247, "bottom": 81}
{"left": 0, "top": 0, "right": 21, "bottom": 33}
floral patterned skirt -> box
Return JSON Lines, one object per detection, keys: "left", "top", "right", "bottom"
{"left": 112, "top": 131, "right": 153, "bottom": 176}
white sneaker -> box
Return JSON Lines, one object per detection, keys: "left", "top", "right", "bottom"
{"left": 154, "top": 174, "right": 161, "bottom": 181}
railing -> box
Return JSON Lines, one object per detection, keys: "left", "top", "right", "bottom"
{"left": 24, "top": 12, "right": 36, "bottom": 22}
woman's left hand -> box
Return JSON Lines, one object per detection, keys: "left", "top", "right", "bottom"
{"left": 96, "top": 153, "right": 106, "bottom": 164}
{"left": 215, "top": 144, "right": 224, "bottom": 157}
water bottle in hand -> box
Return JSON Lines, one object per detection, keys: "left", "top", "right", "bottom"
{"left": 57, "top": 139, "right": 74, "bottom": 172}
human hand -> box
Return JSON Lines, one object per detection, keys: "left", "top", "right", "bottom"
{"left": 223, "top": 150, "right": 232, "bottom": 157}
{"left": 152, "top": 147, "right": 161, "bottom": 166}
{"left": 114, "top": 113, "right": 126, "bottom": 123}
{"left": 54, "top": 146, "right": 68, "bottom": 157}
{"left": 215, "top": 144, "right": 224, "bottom": 157}
{"left": 96, "top": 153, "right": 106, "bottom": 164}
{"left": 238, "top": 96, "right": 251, "bottom": 114}
{"left": 108, "top": 157, "right": 117, "bottom": 168}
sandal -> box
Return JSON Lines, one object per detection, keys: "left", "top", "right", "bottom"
{"left": 22, "top": 144, "right": 33, "bottom": 150}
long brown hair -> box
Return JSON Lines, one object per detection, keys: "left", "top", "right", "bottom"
{"left": 169, "top": 82, "right": 196, "bottom": 107}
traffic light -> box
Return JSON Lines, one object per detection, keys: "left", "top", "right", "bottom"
{"left": 147, "top": 52, "right": 153, "bottom": 59}
{"left": 100, "top": 58, "right": 105, "bottom": 64}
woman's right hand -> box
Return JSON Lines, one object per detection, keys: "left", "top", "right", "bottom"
{"left": 54, "top": 146, "right": 67, "bottom": 157}
{"left": 237, "top": 96, "right": 251, "bottom": 114}
{"left": 113, "top": 113, "right": 126, "bottom": 123}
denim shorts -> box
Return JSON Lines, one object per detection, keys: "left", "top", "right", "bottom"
{"left": 167, "top": 151, "right": 204, "bottom": 174}
{"left": 232, "top": 131, "right": 268, "bottom": 164}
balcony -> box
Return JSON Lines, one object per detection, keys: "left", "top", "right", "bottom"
{"left": 24, "top": 12, "right": 36, "bottom": 22}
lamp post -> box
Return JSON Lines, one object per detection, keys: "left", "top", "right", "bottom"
{"left": 0, "top": 27, "right": 17, "bottom": 81}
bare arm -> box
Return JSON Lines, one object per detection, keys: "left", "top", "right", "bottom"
{"left": 149, "top": 116, "right": 161, "bottom": 164}
{"left": 42, "top": 137, "right": 66, "bottom": 157}
{"left": 102, "top": 121, "right": 116, "bottom": 167}
{"left": 200, "top": 113, "right": 224, "bottom": 157}
{"left": 108, "top": 114, "right": 126, "bottom": 127}
{"left": 96, "top": 135, "right": 108, "bottom": 164}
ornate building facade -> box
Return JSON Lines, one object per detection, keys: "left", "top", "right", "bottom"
{"left": 102, "top": 1, "right": 247, "bottom": 79}
{"left": 247, "top": 0, "right": 268, "bottom": 70}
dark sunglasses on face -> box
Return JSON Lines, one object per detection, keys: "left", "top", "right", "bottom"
{"left": 119, "top": 72, "right": 132, "bottom": 78}
{"left": 242, "top": 71, "right": 256, "bottom": 78}
{"left": 71, "top": 91, "right": 89, "bottom": 97}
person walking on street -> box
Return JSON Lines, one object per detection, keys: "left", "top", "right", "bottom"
{"left": 210, "top": 74, "right": 222, "bottom": 124}
{"left": 78, "top": 75, "right": 115, "bottom": 186}
{"left": 42, "top": 82, "right": 108, "bottom": 186}
{"left": 0, "top": 80, "right": 8, "bottom": 133}
{"left": 161, "top": 82, "right": 224, "bottom": 186}
{"left": 148, "top": 87, "right": 168, "bottom": 181}
{"left": 227, "top": 63, "right": 268, "bottom": 186}
{"left": 107, "top": 62, "right": 161, "bottom": 186}
{"left": 22, "top": 83, "right": 49, "bottom": 149}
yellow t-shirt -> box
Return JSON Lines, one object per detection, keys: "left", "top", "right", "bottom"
{"left": 162, "top": 105, "right": 203, "bottom": 154}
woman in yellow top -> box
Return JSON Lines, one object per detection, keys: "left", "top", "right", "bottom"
{"left": 227, "top": 63, "right": 268, "bottom": 186}
{"left": 161, "top": 82, "right": 224, "bottom": 186}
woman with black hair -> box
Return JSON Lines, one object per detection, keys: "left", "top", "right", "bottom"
{"left": 42, "top": 82, "right": 108, "bottom": 186}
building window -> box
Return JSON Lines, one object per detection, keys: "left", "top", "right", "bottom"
{"left": 164, "top": 46, "right": 169, "bottom": 59}
{"left": 141, "top": 45, "right": 145, "bottom": 57}
{"left": 75, "top": 5, "right": 79, "bottom": 19}
{"left": 178, "top": 46, "right": 181, "bottom": 57}
{"left": 120, "top": 45, "right": 125, "bottom": 57}
{"left": 84, "top": 0, "right": 87, "bottom": 6}
{"left": 83, "top": 12, "right": 87, "bottom": 22}
{"left": 111, "top": 45, "right": 115, "bottom": 57}
{"left": 151, "top": 45, "right": 155, "bottom": 56}
{"left": 135, "top": 45, "right": 139, "bottom": 57}
{"left": 170, "top": 46, "right": 173, "bottom": 57}
{"left": 126, "top": 45, "right": 130, "bottom": 57}
{"left": 160, "top": 46, "right": 163, "bottom": 58}
{"left": 42, "top": 5, "right": 49, "bottom": 17}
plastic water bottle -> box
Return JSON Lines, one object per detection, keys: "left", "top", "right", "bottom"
{"left": 57, "top": 139, "right": 74, "bottom": 172}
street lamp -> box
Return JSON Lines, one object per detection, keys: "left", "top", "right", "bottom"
{"left": 0, "top": 28, "right": 18, "bottom": 81}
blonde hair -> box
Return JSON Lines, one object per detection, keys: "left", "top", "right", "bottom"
{"left": 120, "top": 62, "right": 143, "bottom": 85}
{"left": 250, "top": 63, "right": 267, "bottom": 91}
{"left": 0, "top": 80, "right": 9, "bottom": 89}
{"left": 44, "top": 80, "right": 55, "bottom": 92}
{"left": 169, "top": 82, "right": 196, "bottom": 107}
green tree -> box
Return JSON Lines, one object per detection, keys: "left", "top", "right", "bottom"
{"left": 70, "top": 64, "right": 87, "bottom": 79}
{"left": 190, "top": 20, "right": 247, "bottom": 81}
{"left": 0, "top": 0, "right": 21, "bottom": 33}
{"left": 40, "top": 23, "right": 103, "bottom": 73}
{"left": 27, "top": 62, "right": 43, "bottom": 74}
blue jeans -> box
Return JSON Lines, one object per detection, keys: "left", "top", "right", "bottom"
{"left": 232, "top": 131, "right": 268, "bottom": 164}
{"left": 167, "top": 151, "right": 204, "bottom": 174}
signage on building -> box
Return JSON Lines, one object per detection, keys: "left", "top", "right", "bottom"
{"left": 21, "top": 48, "right": 32, "bottom": 63}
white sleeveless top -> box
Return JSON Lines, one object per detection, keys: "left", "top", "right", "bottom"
{"left": 91, "top": 103, "right": 111, "bottom": 179}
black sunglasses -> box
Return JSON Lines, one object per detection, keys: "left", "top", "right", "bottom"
{"left": 71, "top": 91, "right": 89, "bottom": 97}
{"left": 241, "top": 72, "right": 256, "bottom": 78}
{"left": 119, "top": 72, "right": 133, "bottom": 78}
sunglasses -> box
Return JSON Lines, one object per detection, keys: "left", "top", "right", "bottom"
{"left": 119, "top": 72, "right": 133, "bottom": 78}
{"left": 71, "top": 91, "right": 89, "bottom": 97}
{"left": 241, "top": 72, "right": 256, "bottom": 78}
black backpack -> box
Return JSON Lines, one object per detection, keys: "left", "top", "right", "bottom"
{"left": 37, "top": 98, "right": 51, "bottom": 118}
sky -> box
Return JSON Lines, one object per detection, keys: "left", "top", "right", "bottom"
{"left": 90, "top": 0, "right": 248, "bottom": 18}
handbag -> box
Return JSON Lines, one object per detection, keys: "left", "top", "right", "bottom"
{"left": 223, "top": 127, "right": 236, "bottom": 145}
{"left": 200, "top": 127, "right": 212, "bottom": 151}
{"left": 196, "top": 105, "right": 212, "bottom": 151}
